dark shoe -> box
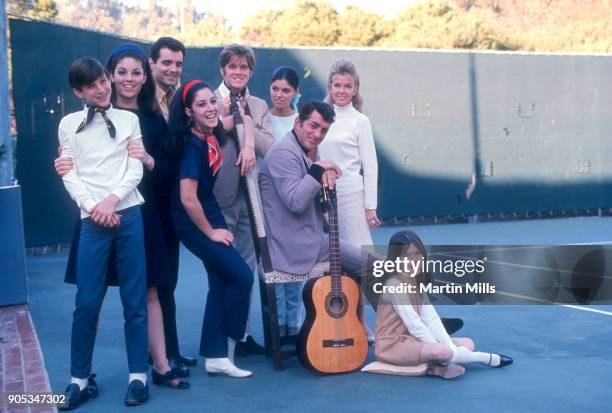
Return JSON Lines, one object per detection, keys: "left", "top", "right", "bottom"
{"left": 235, "top": 335, "right": 265, "bottom": 357}
{"left": 493, "top": 354, "right": 514, "bottom": 368}
{"left": 86, "top": 373, "right": 98, "bottom": 398}
{"left": 441, "top": 318, "right": 464, "bottom": 335}
{"left": 57, "top": 383, "right": 89, "bottom": 410}
{"left": 168, "top": 356, "right": 190, "bottom": 377}
{"left": 152, "top": 368, "right": 190, "bottom": 389}
{"left": 124, "top": 380, "right": 148, "bottom": 406}
{"left": 178, "top": 354, "right": 197, "bottom": 366}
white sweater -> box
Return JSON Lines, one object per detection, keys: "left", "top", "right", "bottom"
{"left": 269, "top": 112, "right": 297, "bottom": 141}
{"left": 317, "top": 103, "right": 378, "bottom": 209}
{"left": 384, "top": 278, "right": 454, "bottom": 346}
{"left": 58, "top": 106, "right": 144, "bottom": 218}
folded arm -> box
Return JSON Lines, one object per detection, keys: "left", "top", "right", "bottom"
{"left": 385, "top": 280, "right": 439, "bottom": 344}
{"left": 267, "top": 148, "right": 321, "bottom": 215}
{"left": 58, "top": 122, "right": 96, "bottom": 213}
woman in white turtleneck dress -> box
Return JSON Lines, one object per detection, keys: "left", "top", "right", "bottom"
{"left": 319, "top": 58, "right": 379, "bottom": 340}
{"left": 319, "top": 58, "right": 380, "bottom": 247}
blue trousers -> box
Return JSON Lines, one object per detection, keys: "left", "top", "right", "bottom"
{"left": 70, "top": 207, "right": 148, "bottom": 378}
{"left": 176, "top": 223, "right": 253, "bottom": 358}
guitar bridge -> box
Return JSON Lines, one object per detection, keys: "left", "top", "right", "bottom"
{"left": 322, "top": 338, "right": 354, "bottom": 348}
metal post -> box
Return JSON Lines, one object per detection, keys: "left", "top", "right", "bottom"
{"left": 0, "top": 0, "right": 14, "bottom": 186}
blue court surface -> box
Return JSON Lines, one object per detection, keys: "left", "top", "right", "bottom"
{"left": 26, "top": 217, "right": 612, "bottom": 412}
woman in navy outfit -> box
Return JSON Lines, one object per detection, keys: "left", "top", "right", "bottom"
{"left": 167, "top": 80, "right": 254, "bottom": 378}
{"left": 58, "top": 44, "right": 189, "bottom": 390}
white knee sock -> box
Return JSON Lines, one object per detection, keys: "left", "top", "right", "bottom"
{"left": 450, "top": 346, "right": 501, "bottom": 367}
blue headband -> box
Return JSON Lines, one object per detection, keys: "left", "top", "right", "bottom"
{"left": 109, "top": 43, "right": 147, "bottom": 62}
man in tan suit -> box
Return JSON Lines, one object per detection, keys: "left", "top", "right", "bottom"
{"left": 148, "top": 37, "right": 185, "bottom": 121}
{"left": 215, "top": 44, "right": 274, "bottom": 356}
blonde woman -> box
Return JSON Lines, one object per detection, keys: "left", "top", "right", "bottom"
{"left": 319, "top": 58, "right": 379, "bottom": 340}
{"left": 320, "top": 58, "right": 379, "bottom": 247}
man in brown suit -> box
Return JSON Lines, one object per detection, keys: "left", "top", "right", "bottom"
{"left": 215, "top": 44, "right": 274, "bottom": 355}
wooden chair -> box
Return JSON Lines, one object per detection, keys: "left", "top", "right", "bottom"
{"left": 258, "top": 262, "right": 329, "bottom": 370}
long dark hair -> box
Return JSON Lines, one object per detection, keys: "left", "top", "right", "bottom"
{"left": 387, "top": 230, "right": 432, "bottom": 307}
{"left": 166, "top": 80, "right": 225, "bottom": 155}
{"left": 105, "top": 44, "right": 155, "bottom": 114}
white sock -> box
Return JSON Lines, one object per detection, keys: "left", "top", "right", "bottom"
{"left": 240, "top": 333, "right": 248, "bottom": 343}
{"left": 129, "top": 373, "right": 147, "bottom": 385}
{"left": 489, "top": 353, "right": 501, "bottom": 366}
{"left": 450, "top": 346, "right": 501, "bottom": 366}
{"left": 71, "top": 377, "right": 88, "bottom": 391}
{"left": 228, "top": 338, "right": 237, "bottom": 363}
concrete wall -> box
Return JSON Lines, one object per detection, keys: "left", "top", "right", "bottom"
{"left": 9, "top": 18, "right": 612, "bottom": 246}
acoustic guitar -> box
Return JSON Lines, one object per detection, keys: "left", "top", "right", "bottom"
{"left": 298, "top": 186, "right": 368, "bottom": 374}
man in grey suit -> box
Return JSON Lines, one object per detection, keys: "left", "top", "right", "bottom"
{"left": 215, "top": 44, "right": 273, "bottom": 355}
{"left": 259, "top": 101, "right": 363, "bottom": 277}
{"left": 259, "top": 101, "right": 465, "bottom": 340}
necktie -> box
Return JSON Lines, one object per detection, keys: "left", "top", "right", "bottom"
{"left": 207, "top": 134, "right": 223, "bottom": 175}
{"left": 76, "top": 105, "right": 116, "bottom": 138}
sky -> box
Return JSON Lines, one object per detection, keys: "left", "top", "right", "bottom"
{"left": 123, "top": 0, "right": 425, "bottom": 28}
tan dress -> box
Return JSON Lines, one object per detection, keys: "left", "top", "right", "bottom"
{"left": 375, "top": 292, "right": 425, "bottom": 366}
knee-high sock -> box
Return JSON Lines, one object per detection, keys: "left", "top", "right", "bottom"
{"left": 450, "top": 346, "right": 500, "bottom": 366}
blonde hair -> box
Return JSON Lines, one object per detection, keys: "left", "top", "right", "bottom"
{"left": 325, "top": 58, "right": 364, "bottom": 112}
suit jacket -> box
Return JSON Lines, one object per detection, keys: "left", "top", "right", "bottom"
{"left": 259, "top": 131, "right": 328, "bottom": 274}
{"left": 214, "top": 83, "right": 274, "bottom": 208}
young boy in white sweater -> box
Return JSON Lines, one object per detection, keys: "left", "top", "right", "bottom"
{"left": 57, "top": 57, "right": 148, "bottom": 409}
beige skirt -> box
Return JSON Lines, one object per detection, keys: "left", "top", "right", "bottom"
{"left": 337, "top": 190, "right": 373, "bottom": 247}
{"left": 375, "top": 334, "right": 424, "bottom": 366}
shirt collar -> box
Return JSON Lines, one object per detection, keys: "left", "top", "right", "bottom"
{"left": 82, "top": 103, "right": 113, "bottom": 114}
{"left": 155, "top": 83, "right": 175, "bottom": 101}
{"left": 291, "top": 130, "right": 310, "bottom": 155}
{"left": 217, "top": 81, "right": 250, "bottom": 99}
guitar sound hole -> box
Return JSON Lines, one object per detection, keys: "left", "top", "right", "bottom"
{"left": 325, "top": 293, "right": 348, "bottom": 319}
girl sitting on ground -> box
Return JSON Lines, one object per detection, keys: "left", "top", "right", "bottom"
{"left": 375, "top": 230, "right": 513, "bottom": 379}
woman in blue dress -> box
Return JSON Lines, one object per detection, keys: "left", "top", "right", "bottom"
{"left": 167, "top": 80, "right": 254, "bottom": 378}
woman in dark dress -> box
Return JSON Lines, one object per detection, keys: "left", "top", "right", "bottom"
{"left": 58, "top": 44, "right": 188, "bottom": 389}
{"left": 167, "top": 80, "right": 253, "bottom": 378}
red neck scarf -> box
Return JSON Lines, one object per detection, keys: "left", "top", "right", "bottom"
{"left": 192, "top": 128, "right": 223, "bottom": 175}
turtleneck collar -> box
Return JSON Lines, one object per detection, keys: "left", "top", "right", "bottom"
{"left": 333, "top": 103, "right": 357, "bottom": 116}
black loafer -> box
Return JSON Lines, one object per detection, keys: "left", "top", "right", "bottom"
{"left": 494, "top": 354, "right": 514, "bottom": 368}
{"left": 235, "top": 335, "right": 265, "bottom": 357}
{"left": 57, "top": 383, "right": 89, "bottom": 410}
{"left": 86, "top": 373, "right": 98, "bottom": 398}
{"left": 178, "top": 354, "right": 197, "bottom": 366}
{"left": 168, "top": 356, "right": 190, "bottom": 377}
{"left": 124, "top": 379, "right": 148, "bottom": 406}
{"left": 441, "top": 318, "right": 464, "bottom": 335}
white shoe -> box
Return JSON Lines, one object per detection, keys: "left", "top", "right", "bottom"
{"left": 205, "top": 358, "right": 252, "bottom": 378}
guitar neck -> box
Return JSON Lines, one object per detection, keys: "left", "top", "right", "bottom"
{"left": 327, "top": 190, "right": 343, "bottom": 297}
